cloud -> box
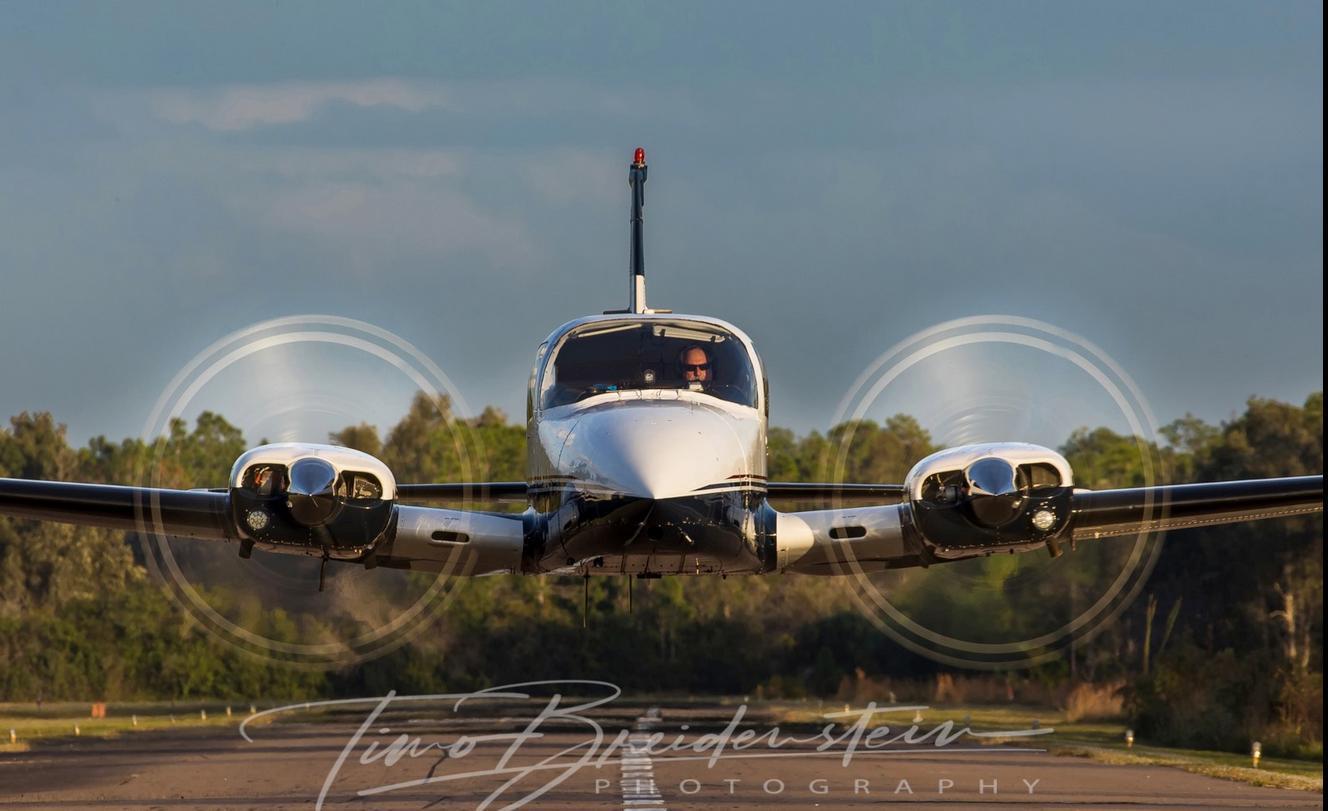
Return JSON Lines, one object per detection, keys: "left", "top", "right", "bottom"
{"left": 141, "top": 77, "right": 693, "bottom": 139}
{"left": 219, "top": 146, "right": 466, "bottom": 180}
{"left": 251, "top": 178, "right": 536, "bottom": 268}
{"left": 149, "top": 79, "right": 450, "bottom": 131}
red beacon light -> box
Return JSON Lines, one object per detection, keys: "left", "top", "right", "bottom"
{"left": 633, "top": 147, "right": 646, "bottom": 166}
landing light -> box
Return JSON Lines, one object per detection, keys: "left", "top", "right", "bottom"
{"left": 1031, "top": 509, "right": 1057, "bottom": 532}
{"left": 245, "top": 509, "right": 270, "bottom": 532}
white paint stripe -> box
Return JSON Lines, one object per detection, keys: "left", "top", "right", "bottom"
{"left": 618, "top": 710, "right": 667, "bottom": 811}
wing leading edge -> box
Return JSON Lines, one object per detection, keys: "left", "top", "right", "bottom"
{"left": 0, "top": 477, "right": 523, "bottom": 575}
{"left": 396, "top": 482, "right": 529, "bottom": 503}
{"left": 1070, "top": 475, "right": 1322, "bottom": 540}
{"left": 3, "top": 473, "right": 1322, "bottom": 578}
{"left": 779, "top": 474, "right": 1321, "bottom": 575}
{"left": 765, "top": 482, "right": 905, "bottom": 505}
{"left": 0, "top": 478, "right": 233, "bottom": 540}
{"left": 395, "top": 481, "right": 907, "bottom": 506}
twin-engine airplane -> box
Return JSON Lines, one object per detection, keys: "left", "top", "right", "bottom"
{"left": 1, "top": 149, "right": 1322, "bottom": 583}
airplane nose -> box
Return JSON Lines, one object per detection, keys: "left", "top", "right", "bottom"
{"left": 557, "top": 403, "right": 750, "bottom": 500}
{"left": 286, "top": 457, "right": 340, "bottom": 526}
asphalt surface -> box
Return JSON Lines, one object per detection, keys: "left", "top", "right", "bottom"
{"left": 0, "top": 699, "right": 1320, "bottom": 810}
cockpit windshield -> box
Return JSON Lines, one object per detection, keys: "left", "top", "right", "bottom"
{"left": 540, "top": 320, "right": 758, "bottom": 409}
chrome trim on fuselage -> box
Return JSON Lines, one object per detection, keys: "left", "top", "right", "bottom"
{"left": 229, "top": 443, "right": 398, "bottom": 499}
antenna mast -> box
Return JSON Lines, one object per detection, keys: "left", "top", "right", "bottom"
{"left": 628, "top": 147, "right": 648, "bottom": 313}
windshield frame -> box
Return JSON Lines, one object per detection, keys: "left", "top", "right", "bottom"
{"left": 535, "top": 315, "right": 764, "bottom": 414}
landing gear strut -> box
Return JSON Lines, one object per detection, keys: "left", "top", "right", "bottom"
{"left": 582, "top": 575, "right": 590, "bottom": 629}
{"left": 318, "top": 549, "right": 330, "bottom": 592}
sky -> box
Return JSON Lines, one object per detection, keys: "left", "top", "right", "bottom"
{"left": 0, "top": 1, "right": 1321, "bottom": 452}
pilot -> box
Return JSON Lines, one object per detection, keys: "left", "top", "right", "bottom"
{"left": 253, "top": 466, "right": 278, "bottom": 496}
{"left": 253, "top": 467, "right": 271, "bottom": 494}
{"left": 681, "top": 345, "right": 712, "bottom": 391}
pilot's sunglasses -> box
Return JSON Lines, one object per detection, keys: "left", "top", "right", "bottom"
{"left": 685, "top": 363, "right": 710, "bottom": 372}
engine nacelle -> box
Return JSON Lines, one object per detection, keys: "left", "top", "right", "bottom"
{"left": 228, "top": 443, "right": 396, "bottom": 560}
{"left": 904, "top": 442, "right": 1074, "bottom": 560}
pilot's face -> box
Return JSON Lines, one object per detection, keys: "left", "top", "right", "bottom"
{"left": 683, "top": 347, "right": 711, "bottom": 383}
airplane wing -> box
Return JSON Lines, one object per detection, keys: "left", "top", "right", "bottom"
{"left": 1070, "top": 475, "right": 1323, "bottom": 540}
{"left": 0, "top": 443, "right": 526, "bottom": 576}
{"left": 0, "top": 478, "right": 234, "bottom": 539}
{"left": 765, "top": 482, "right": 905, "bottom": 506}
{"left": 396, "top": 482, "right": 529, "bottom": 503}
{"left": 395, "top": 481, "right": 911, "bottom": 506}
{"left": 780, "top": 442, "right": 1322, "bottom": 575}
{"left": 4, "top": 441, "right": 1321, "bottom": 579}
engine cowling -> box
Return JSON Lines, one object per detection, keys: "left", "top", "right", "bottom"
{"left": 903, "top": 442, "right": 1074, "bottom": 560}
{"left": 227, "top": 443, "right": 397, "bottom": 560}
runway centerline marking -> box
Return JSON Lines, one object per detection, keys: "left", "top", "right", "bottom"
{"left": 620, "top": 707, "right": 667, "bottom": 810}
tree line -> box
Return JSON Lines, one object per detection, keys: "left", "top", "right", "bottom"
{"left": 0, "top": 393, "right": 1320, "bottom": 756}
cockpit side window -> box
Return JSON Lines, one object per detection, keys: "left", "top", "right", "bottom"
{"left": 540, "top": 321, "right": 758, "bottom": 409}
{"left": 242, "top": 464, "right": 287, "bottom": 496}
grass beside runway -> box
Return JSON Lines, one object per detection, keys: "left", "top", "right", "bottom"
{"left": 771, "top": 701, "right": 1323, "bottom": 793}
{"left": 1052, "top": 741, "right": 1321, "bottom": 792}
{"left": 0, "top": 700, "right": 273, "bottom": 753}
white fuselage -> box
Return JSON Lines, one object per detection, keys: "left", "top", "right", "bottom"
{"left": 523, "top": 314, "right": 773, "bottom": 575}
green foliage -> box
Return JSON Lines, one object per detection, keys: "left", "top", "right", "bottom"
{"left": 377, "top": 393, "right": 525, "bottom": 485}
{"left": 1122, "top": 393, "right": 1323, "bottom": 753}
{"left": 1061, "top": 426, "right": 1157, "bottom": 488}
{"left": 825, "top": 415, "right": 937, "bottom": 483}
{"left": 329, "top": 423, "right": 382, "bottom": 458}
{"left": 1127, "top": 641, "right": 1259, "bottom": 751}
{"left": 0, "top": 394, "right": 1321, "bottom": 761}
{"left": 2, "top": 412, "right": 77, "bottom": 480}
{"left": 0, "top": 580, "right": 321, "bottom": 701}
{"left": 0, "top": 411, "right": 319, "bottom": 701}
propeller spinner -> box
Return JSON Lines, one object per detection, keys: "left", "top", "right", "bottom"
{"left": 964, "top": 457, "right": 1024, "bottom": 527}
{"left": 285, "top": 457, "right": 341, "bottom": 526}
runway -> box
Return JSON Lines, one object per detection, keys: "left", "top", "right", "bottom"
{"left": 0, "top": 698, "right": 1320, "bottom": 810}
